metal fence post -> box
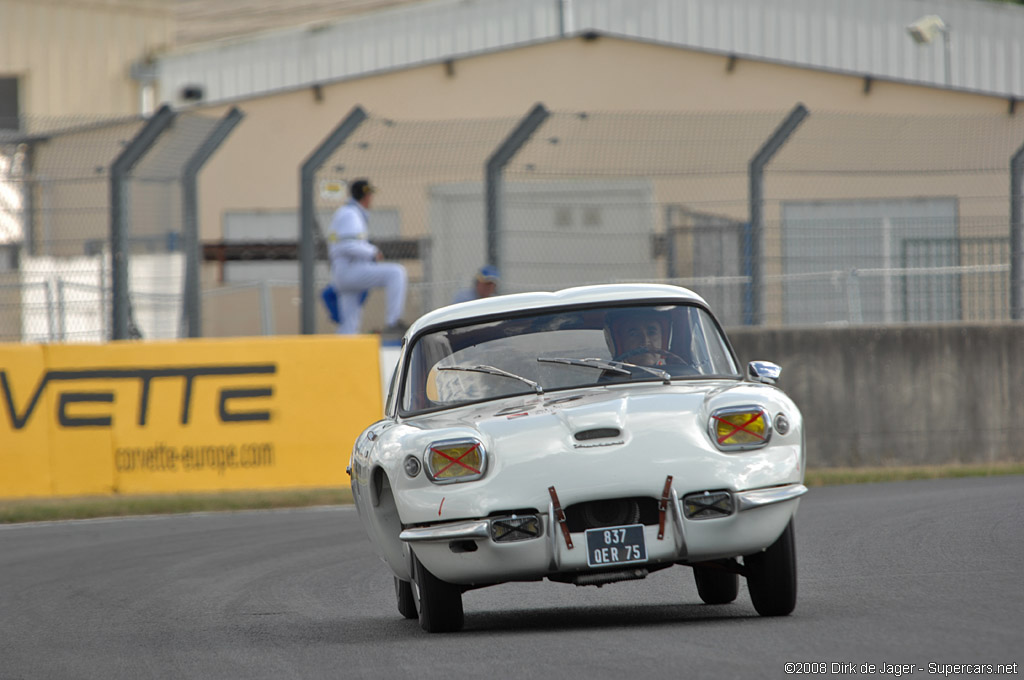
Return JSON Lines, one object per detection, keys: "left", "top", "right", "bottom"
{"left": 44, "top": 279, "right": 56, "bottom": 342}
{"left": 665, "top": 206, "right": 677, "bottom": 280}
{"left": 181, "top": 107, "right": 245, "bottom": 338}
{"left": 420, "top": 237, "right": 434, "bottom": 312}
{"left": 747, "top": 103, "right": 809, "bottom": 326}
{"left": 109, "top": 104, "right": 176, "bottom": 340}
{"left": 1011, "top": 141, "right": 1024, "bottom": 320}
{"left": 485, "top": 103, "right": 550, "bottom": 272}
{"left": 55, "top": 278, "right": 66, "bottom": 341}
{"left": 20, "top": 143, "right": 36, "bottom": 256}
{"left": 299, "top": 106, "right": 368, "bottom": 335}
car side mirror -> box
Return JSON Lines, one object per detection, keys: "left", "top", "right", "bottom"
{"left": 748, "top": 360, "right": 781, "bottom": 385}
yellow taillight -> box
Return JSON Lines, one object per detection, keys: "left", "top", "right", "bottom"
{"left": 425, "top": 439, "right": 486, "bottom": 483}
{"left": 709, "top": 406, "right": 771, "bottom": 450}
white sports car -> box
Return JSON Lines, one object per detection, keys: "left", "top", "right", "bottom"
{"left": 349, "top": 283, "right": 806, "bottom": 633}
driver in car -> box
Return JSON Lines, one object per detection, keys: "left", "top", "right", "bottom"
{"left": 604, "top": 308, "right": 673, "bottom": 367}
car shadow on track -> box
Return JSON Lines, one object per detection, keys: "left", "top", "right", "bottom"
{"left": 461, "top": 603, "right": 760, "bottom": 634}
{"left": 316, "top": 602, "right": 763, "bottom": 644}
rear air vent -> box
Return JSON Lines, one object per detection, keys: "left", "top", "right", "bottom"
{"left": 574, "top": 427, "right": 621, "bottom": 441}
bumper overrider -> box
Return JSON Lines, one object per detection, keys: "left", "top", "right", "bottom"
{"left": 399, "top": 482, "right": 807, "bottom": 586}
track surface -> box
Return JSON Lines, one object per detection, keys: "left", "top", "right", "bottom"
{"left": 2, "top": 477, "right": 1022, "bottom": 679}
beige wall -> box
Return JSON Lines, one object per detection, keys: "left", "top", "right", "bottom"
{"left": 0, "top": 0, "right": 173, "bottom": 118}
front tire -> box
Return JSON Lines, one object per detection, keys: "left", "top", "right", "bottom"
{"left": 412, "top": 554, "right": 464, "bottom": 633}
{"left": 394, "top": 577, "right": 417, "bottom": 619}
{"left": 693, "top": 565, "right": 739, "bottom": 604}
{"left": 744, "top": 519, "right": 797, "bottom": 616}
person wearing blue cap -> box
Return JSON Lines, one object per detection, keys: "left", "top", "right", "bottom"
{"left": 452, "top": 265, "right": 500, "bottom": 304}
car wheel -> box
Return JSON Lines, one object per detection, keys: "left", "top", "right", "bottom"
{"left": 744, "top": 519, "right": 797, "bottom": 616}
{"left": 394, "top": 576, "right": 417, "bottom": 619}
{"left": 412, "top": 554, "right": 464, "bottom": 633}
{"left": 693, "top": 565, "right": 739, "bottom": 604}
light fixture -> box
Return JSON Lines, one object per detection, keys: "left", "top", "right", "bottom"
{"left": 490, "top": 515, "right": 542, "bottom": 542}
{"left": 180, "top": 84, "right": 205, "bottom": 102}
{"left": 906, "top": 15, "right": 945, "bottom": 44}
{"left": 906, "top": 15, "right": 951, "bottom": 87}
{"left": 708, "top": 405, "right": 772, "bottom": 451}
{"left": 424, "top": 438, "right": 486, "bottom": 483}
{"left": 403, "top": 455, "right": 421, "bottom": 477}
{"left": 682, "top": 491, "right": 734, "bottom": 520}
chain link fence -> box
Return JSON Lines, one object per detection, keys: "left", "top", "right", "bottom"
{"left": 0, "top": 109, "right": 239, "bottom": 342}
{"left": 305, "top": 110, "right": 532, "bottom": 330}
{"left": 501, "top": 108, "right": 793, "bottom": 327}
{"left": 3, "top": 114, "right": 141, "bottom": 342}
{"left": 761, "top": 111, "right": 1024, "bottom": 327}
{"left": 3, "top": 105, "right": 1023, "bottom": 342}
{"left": 303, "top": 106, "right": 1024, "bottom": 330}
{"left": 295, "top": 107, "right": 802, "bottom": 331}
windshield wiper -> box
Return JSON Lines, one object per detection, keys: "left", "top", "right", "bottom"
{"left": 438, "top": 365, "right": 544, "bottom": 395}
{"left": 621, "top": 362, "right": 672, "bottom": 384}
{"left": 538, "top": 357, "right": 671, "bottom": 384}
{"left": 537, "top": 357, "right": 630, "bottom": 375}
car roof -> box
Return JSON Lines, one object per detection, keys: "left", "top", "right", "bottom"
{"left": 407, "top": 283, "right": 709, "bottom": 337}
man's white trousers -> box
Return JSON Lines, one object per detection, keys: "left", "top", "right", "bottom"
{"left": 331, "top": 260, "right": 407, "bottom": 334}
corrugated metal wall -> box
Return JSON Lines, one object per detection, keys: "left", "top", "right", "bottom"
{"left": 155, "top": 0, "right": 1024, "bottom": 108}
{"left": 158, "top": 0, "right": 557, "bottom": 105}
{"left": 0, "top": 0, "right": 174, "bottom": 117}
{"left": 173, "top": 0, "right": 412, "bottom": 46}
{"left": 573, "top": 0, "right": 1024, "bottom": 94}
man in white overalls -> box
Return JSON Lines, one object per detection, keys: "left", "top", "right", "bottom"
{"left": 327, "top": 179, "right": 407, "bottom": 335}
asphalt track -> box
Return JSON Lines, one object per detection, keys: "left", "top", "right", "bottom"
{"left": 1, "top": 476, "right": 1022, "bottom": 680}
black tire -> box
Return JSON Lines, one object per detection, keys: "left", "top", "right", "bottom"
{"left": 693, "top": 565, "right": 739, "bottom": 604}
{"left": 412, "top": 554, "right": 464, "bottom": 633}
{"left": 394, "top": 576, "right": 417, "bottom": 620}
{"left": 744, "top": 519, "right": 797, "bottom": 616}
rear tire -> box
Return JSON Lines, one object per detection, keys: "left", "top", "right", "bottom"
{"left": 394, "top": 576, "right": 417, "bottom": 619}
{"left": 744, "top": 519, "right": 797, "bottom": 616}
{"left": 693, "top": 565, "right": 739, "bottom": 604}
{"left": 412, "top": 554, "right": 464, "bottom": 633}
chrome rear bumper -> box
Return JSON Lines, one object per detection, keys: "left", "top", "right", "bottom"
{"left": 735, "top": 483, "right": 808, "bottom": 512}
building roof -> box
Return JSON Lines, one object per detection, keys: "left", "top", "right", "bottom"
{"left": 155, "top": 0, "right": 1024, "bottom": 109}
{"left": 172, "top": 0, "right": 415, "bottom": 45}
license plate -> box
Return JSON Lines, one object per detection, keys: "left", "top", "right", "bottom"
{"left": 584, "top": 524, "right": 647, "bottom": 567}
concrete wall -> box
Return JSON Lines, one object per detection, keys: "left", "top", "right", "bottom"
{"left": 727, "top": 323, "right": 1024, "bottom": 468}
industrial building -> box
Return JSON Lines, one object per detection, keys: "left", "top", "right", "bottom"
{"left": 2, "top": 0, "right": 1024, "bottom": 338}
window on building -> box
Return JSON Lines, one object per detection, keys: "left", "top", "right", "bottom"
{"left": 0, "top": 77, "right": 19, "bottom": 130}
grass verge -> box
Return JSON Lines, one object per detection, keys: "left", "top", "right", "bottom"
{"left": 0, "top": 487, "right": 353, "bottom": 524}
{"left": 2, "top": 463, "right": 1021, "bottom": 524}
{"left": 803, "top": 461, "right": 1024, "bottom": 487}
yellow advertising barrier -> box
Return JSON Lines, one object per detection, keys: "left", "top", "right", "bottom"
{"left": 0, "top": 335, "right": 382, "bottom": 499}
